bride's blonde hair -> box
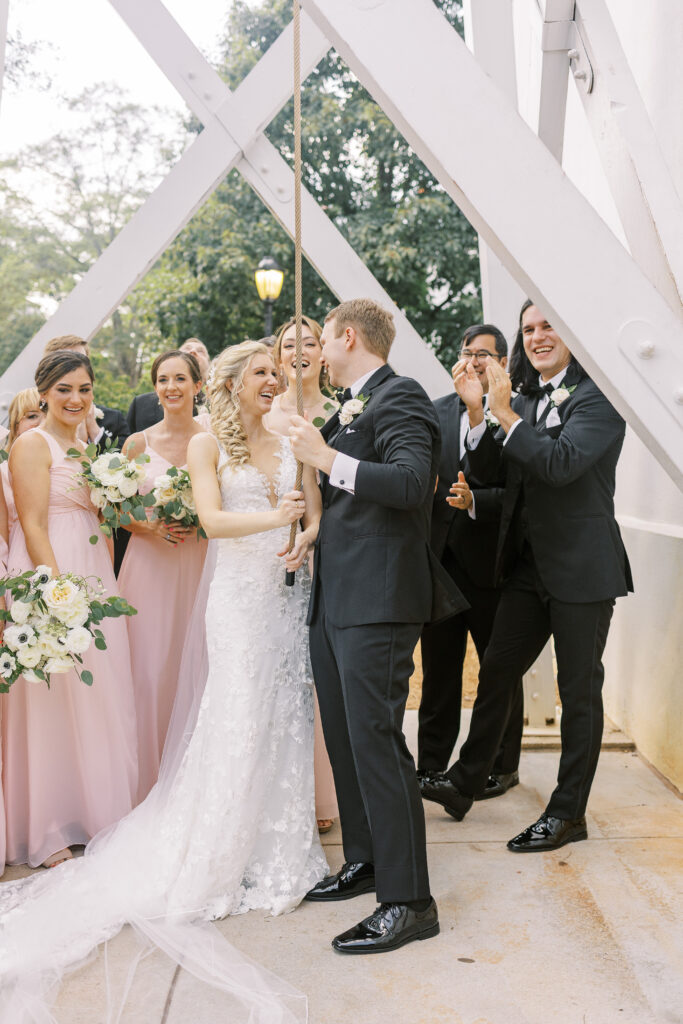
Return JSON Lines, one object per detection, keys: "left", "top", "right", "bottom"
{"left": 208, "top": 341, "right": 271, "bottom": 468}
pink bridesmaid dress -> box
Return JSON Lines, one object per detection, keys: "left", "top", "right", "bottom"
{"left": 0, "top": 492, "right": 7, "bottom": 876}
{"left": 0, "top": 428, "right": 139, "bottom": 867}
{"left": 117, "top": 433, "right": 208, "bottom": 802}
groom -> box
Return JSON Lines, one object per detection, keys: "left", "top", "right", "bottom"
{"left": 290, "top": 298, "right": 465, "bottom": 954}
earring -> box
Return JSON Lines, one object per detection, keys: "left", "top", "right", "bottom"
{"left": 39, "top": 399, "right": 47, "bottom": 411}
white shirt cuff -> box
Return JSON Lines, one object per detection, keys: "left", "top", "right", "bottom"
{"left": 466, "top": 420, "right": 487, "bottom": 450}
{"left": 90, "top": 426, "right": 105, "bottom": 445}
{"left": 467, "top": 493, "right": 476, "bottom": 520}
{"left": 329, "top": 452, "right": 359, "bottom": 494}
{"left": 503, "top": 418, "right": 523, "bottom": 446}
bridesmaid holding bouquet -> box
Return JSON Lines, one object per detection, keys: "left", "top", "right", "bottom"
{"left": 265, "top": 316, "right": 339, "bottom": 833}
{"left": 118, "top": 350, "right": 208, "bottom": 801}
{"left": 1, "top": 351, "right": 138, "bottom": 868}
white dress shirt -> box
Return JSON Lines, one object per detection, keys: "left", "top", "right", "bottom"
{"left": 328, "top": 368, "right": 380, "bottom": 494}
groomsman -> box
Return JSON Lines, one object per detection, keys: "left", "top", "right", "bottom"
{"left": 421, "top": 300, "right": 632, "bottom": 851}
{"left": 126, "top": 338, "right": 211, "bottom": 432}
{"left": 418, "top": 324, "right": 523, "bottom": 800}
{"left": 290, "top": 298, "right": 465, "bottom": 954}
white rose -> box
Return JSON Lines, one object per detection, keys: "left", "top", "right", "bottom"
{"left": 45, "top": 655, "right": 73, "bottom": 676}
{"left": 117, "top": 474, "right": 139, "bottom": 499}
{"left": 3, "top": 624, "right": 37, "bottom": 650}
{"left": 105, "top": 485, "right": 124, "bottom": 504}
{"left": 36, "top": 634, "right": 66, "bottom": 658}
{"left": 485, "top": 410, "right": 500, "bottom": 427}
{"left": 550, "top": 387, "right": 571, "bottom": 405}
{"left": 9, "top": 600, "right": 33, "bottom": 624}
{"left": 55, "top": 599, "right": 90, "bottom": 629}
{"left": 90, "top": 488, "right": 107, "bottom": 510}
{"left": 343, "top": 398, "right": 365, "bottom": 416}
{"left": 17, "top": 645, "right": 42, "bottom": 669}
{"left": 94, "top": 406, "right": 104, "bottom": 420}
{"left": 153, "top": 480, "right": 177, "bottom": 506}
{"left": 63, "top": 626, "right": 92, "bottom": 655}
{"left": 42, "top": 578, "right": 81, "bottom": 613}
{"left": 0, "top": 652, "right": 16, "bottom": 677}
{"left": 179, "top": 491, "right": 196, "bottom": 513}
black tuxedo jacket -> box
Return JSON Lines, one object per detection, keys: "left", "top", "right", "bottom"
{"left": 95, "top": 405, "right": 130, "bottom": 453}
{"left": 431, "top": 393, "right": 503, "bottom": 590}
{"left": 466, "top": 367, "right": 633, "bottom": 603}
{"left": 308, "top": 365, "right": 467, "bottom": 629}
{"left": 126, "top": 392, "right": 163, "bottom": 434}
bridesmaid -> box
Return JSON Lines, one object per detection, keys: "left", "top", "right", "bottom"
{"left": 265, "top": 316, "right": 339, "bottom": 833}
{"left": 2, "top": 389, "right": 45, "bottom": 535}
{"left": 0, "top": 482, "right": 8, "bottom": 876}
{"left": 118, "top": 350, "right": 208, "bottom": 802}
{"left": 1, "top": 352, "right": 138, "bottom": 868}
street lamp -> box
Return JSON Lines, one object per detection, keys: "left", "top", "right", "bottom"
{"left": 254, "top": 256, "right": 284, "bottom": 335}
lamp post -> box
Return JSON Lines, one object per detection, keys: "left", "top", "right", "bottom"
{"left": 254, "top": 256, "right": 284, "bottom": 336}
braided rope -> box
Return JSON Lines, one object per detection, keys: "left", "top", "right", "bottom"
{"left": 287, "top": 0, "right": 304, "bottom": 568}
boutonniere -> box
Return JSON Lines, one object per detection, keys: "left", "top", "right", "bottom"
{"left": 484, "top": 409, "right": 499, "bottom": 430}
{"left": 94, "top": 406, "right": 104, "bottom": 420}
{"left": 549, "top": 384, "right": 577, "bottom": 408}
{"left": 338, "top": 393, "right": 369, "bottom": 427}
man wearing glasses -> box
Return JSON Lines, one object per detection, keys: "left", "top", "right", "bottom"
{"left": 418, "top": 324, "right": 524, "bottom": 803}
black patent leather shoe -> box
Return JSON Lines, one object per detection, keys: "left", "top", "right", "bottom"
{"left": 304, "top": 861, "right": 375, "bottom": 902}
{"left": 416, "top": 768, "right": 446, "bottom": 793}
{"left": 419, "top": 775, "right": 473, "bottom": 821}
{"left": 474, "top": 770, "right": 520, "bottom": 801}
{"left": 332, "top": 898, "right": 439, "bottom": 954}
{"left": 507, "top": 813, "right": 587, "bottom": 852}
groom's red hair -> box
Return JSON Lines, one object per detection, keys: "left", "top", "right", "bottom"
{"left": 326, "top": 299, "right": 395, "bottom": 361}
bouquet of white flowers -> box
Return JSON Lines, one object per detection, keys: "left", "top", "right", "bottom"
{"left": 0, "top": 566, "right": 137, "bottom": 692}
{"left": 151, "top": 466, "right": 206, "bottom": 539}
{"left": 68, "top": 444, "right": 155, "bottom": 541}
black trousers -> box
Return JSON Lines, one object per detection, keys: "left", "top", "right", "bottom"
{"left": 448, "top": 547, "right": 614, "bottom": 820}
{"left": 309, "top": 585, "right": 429, "bottom": 903}
{"left": 418, "top": 548, "right": 524, "bottom": 776}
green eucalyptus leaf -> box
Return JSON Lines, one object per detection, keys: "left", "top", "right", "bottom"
{"left": 81, "top": 670, "right": 93, "bottom": 686}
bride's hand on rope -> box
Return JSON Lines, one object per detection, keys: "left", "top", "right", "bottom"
{"left": 276, "top": 490, "right": 306, "bottom": 528}
{"left": 277, "top": 524, "right": 316, "bottom": 571}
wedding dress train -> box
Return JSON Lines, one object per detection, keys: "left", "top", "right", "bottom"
{"left": 0, "top": 435, "right": 327, "bottom": 1022}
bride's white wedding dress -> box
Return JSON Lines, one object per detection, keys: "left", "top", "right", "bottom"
{"left": 0, "top": 435, "right": 327, "bottom": 1023}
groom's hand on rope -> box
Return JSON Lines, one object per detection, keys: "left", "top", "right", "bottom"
{"left": 289, "top": 415, "right": 336, "bottom": 475}
{"left": 276, "top": 490, "right": 306, "bottom": 528}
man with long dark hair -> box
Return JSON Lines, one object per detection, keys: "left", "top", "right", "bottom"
{"left": 421, "top": 300, "right": 633, "bottom": 851}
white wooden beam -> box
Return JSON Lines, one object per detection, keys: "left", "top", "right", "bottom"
{"left": 573, "top": 0, "right": 683, "bottom": 313}
{"left": 463, "top": 0, "right": 526, "bottom": 332}
{"left": 301, "top": 0, "right": 683, "bottom": 490}
{"left": 0, "top": 0, "right": 9, "bottom": 115}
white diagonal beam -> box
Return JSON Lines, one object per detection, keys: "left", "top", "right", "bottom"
{"left": 463, "top": 0, "right": 526, "bottom": 330}
{"left": 536, "top": 0, "right": 574, "bottom": 161}
{"left": 573, "top": 0, "right": 683, "bottom": 313}
{"left": 301, "top": 0, "right": 683, "bottom": 490}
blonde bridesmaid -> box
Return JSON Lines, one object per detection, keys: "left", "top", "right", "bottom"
{"left": 265, "top": 316, "right": 339, "bottom": 832}
{"left": 118, "top": 350, "right": 208, "bottom": 802}
{"left": 1, "top": 352, "right": 138, "bottom": 868}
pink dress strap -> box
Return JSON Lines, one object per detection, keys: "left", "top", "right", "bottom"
{"left": 33, "top": 426, "right": 66, "bottom": 463}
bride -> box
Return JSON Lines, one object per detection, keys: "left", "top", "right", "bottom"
{"left": 0, "top": 341, "right": 328, "bottom": 1022}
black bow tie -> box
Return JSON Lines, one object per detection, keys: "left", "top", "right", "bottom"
{"left": 529, "top": 382, "right": 555, "bottom": 398}
{"left": 340, "top": 387, "right": 353, "bottom": 404}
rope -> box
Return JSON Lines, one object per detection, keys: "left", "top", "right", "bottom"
{"left": 286, "top": 0, "right": 304, "bottom": 579}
